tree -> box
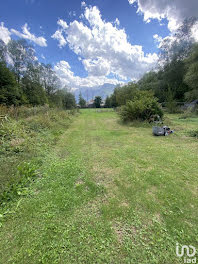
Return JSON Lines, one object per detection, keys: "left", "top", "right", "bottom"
{"left": 114, "top": 83, "right": 138, "bottom": 106}
{"left": 138, "top": 71, "right": 167, "bottom": 101}
{"left": 50, "top": 89, "right": 64, "bottom": 108}
{"left": 104, "top": 96, "right": 111, "bottom": 108}
{"left": 159, "top": 17, "right": 197, "bottom": 63}
{"left": 0, "top": 38, "right": 69, "bottom": 108}
{"left": 0, "top": 62, "right": 22, "bottom": 105}
{"left": 109, "top": 92, "right": 118, "bottom": 107}
{"left": 7, "top": 39, "right": 36, "bottom": 83}
{"left": 138, "top": 71, "right": 159, "bottom": 92}
{"left": 110, "top": 18, "right": 198, "bottom": 107}
{"left": 166, "top": 86, "right": 177, "bottom": 113}
{"left": 21, "top": 76, "right": 48, "bottom": 106}
{"left": 184, "top": 44, "right": 198, "bottom": 101}
{"left": 49, "top": 89, "right": 76, "bottom": 109}
{"left": 158, "top": 59, "right": 189, "bottom": 102}
{"left": 78, "top": 92, "right": 86, "bottom": 108}
{"left": 40, "top": 63, "right": 60, "bottom": 96}
{"left": 25, "top": 62, "right": 42, "bottom": 84}
{"left": 0, "top": 40, "right": 7, "bottom": 62}
{"left": 94, "top": 96, "right": 102, "bottom": 108}
{"left": 62, "top": 89, "right": 76, "bottom": 109}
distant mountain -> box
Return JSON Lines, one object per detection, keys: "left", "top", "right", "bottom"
{"left": 74, "top": 83, "right": 116, "bottom": 102}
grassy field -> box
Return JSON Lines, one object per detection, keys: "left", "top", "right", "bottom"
{"left": 0, "top": 109, "right": 197, "bottom": 263}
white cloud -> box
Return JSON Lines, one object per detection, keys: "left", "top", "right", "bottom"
{"left": 52, "top": 5, "right": 158, "bottom": 85}
{"left": 153, "top": 34, "right": 178, "bottom": 55}
{"left": 82, "top": 57, "right": 111, "bottom": 76}
{"left": 128, "top": 0, "right": 198, "bottom": 31}
{"left": 51, "top": 19, "right": 68, "bottom": 48}
{"left": 51, "top": 29, "right": 67, "bottom": 48}
{"left": 69, "top": 11, "right": 76, "bottom": 17}
{"left": 41, "top": 54, "right": 45, "bottom": 59}
{"left": 54, "top": 60, "right": 120, "bottom": 89}
{"left": 153, "top": 34, "right": 162, "bottom": 43}
{"left": 115, "top": 18, "right": 120, "bottom": 26}
{"left": 0, "top": 22, "right": 11, "bottom": 44}
{"left": 153, "top": 34, "right": 163, "bottom": 48}
{"left": 57, "top": 19, "right": 68, "bottom": 29}
{"left": 128, "top": 0, "right": 136, "bottom": 4}
{"left": 11, "top": 23, "right": 47, "bottom": 47}
{"left": 191, "top": 22, "right": 198, "bottom": 42}
{"left": 81, "top": 1, "right": 86, "bottom": 7}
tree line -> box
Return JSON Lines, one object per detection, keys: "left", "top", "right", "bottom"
{"left": 0, "top": 39, "right": 76, "bottom": 109}
{"left": 105, "top": 18, "right": 198, "bottom": 113}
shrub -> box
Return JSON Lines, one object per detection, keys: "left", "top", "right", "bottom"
{"left": 189, "top": 130, "right": 198, "bottom": 138}
{"left": 119, "top": 91, "right": 163, "bottom": 122}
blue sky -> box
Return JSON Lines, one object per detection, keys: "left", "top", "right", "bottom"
{"left": 0, "top": 0, "right": 197, "bottom": 90}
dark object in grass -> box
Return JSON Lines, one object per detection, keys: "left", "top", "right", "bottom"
{"left": 152, "top": 126, "right": 174, "bottom": 136}
{"left": 188, "top": 130, "right": 198, "bottom": 138}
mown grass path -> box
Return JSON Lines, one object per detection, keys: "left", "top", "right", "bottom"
{"left": 0, "top": 109, "right": 198, "bottom": 263}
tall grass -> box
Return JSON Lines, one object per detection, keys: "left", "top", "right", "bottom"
{"left": 0, "top": 105, "right": 77, "bottom": 204}
{"left": 0, "top": 104, "right": 50, "bottom": 120}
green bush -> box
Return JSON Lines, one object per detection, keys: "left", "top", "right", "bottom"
{"left": 189, "top": 130, "right": 198, "bottom": 138}
{"left": 119, "top": 91, "right": 163, "bottom": 122}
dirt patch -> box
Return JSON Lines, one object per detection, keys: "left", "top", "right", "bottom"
{"left": 152, "top": 213, "right": 161, "bottom": 223}
{"left": 120, "top": 201, "right": 129, "bottom": 208}
{"left": 113, "top": 222, "right": 137, "bottom": 244}
{"left": 92, "top": 166, "right": 115, "bottom": 187}
{"left": 147, "top": 185, "right": 157, "bottom": 195}
{"left": 146, "top": 185, "right": 160, "bottom": 204}
{"left": 91, "top": 165, "right": 121, "bottom": 189}
{"left": 10, "top": 138, "right": 25, "bottom": 147}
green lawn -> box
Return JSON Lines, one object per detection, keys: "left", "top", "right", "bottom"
{"left": 0, "top": 109, "right": 198, "bottom": 263}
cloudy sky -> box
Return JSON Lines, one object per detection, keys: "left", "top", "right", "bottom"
{"left": 0, "top": 0, "right": 198, "bottom": 90}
